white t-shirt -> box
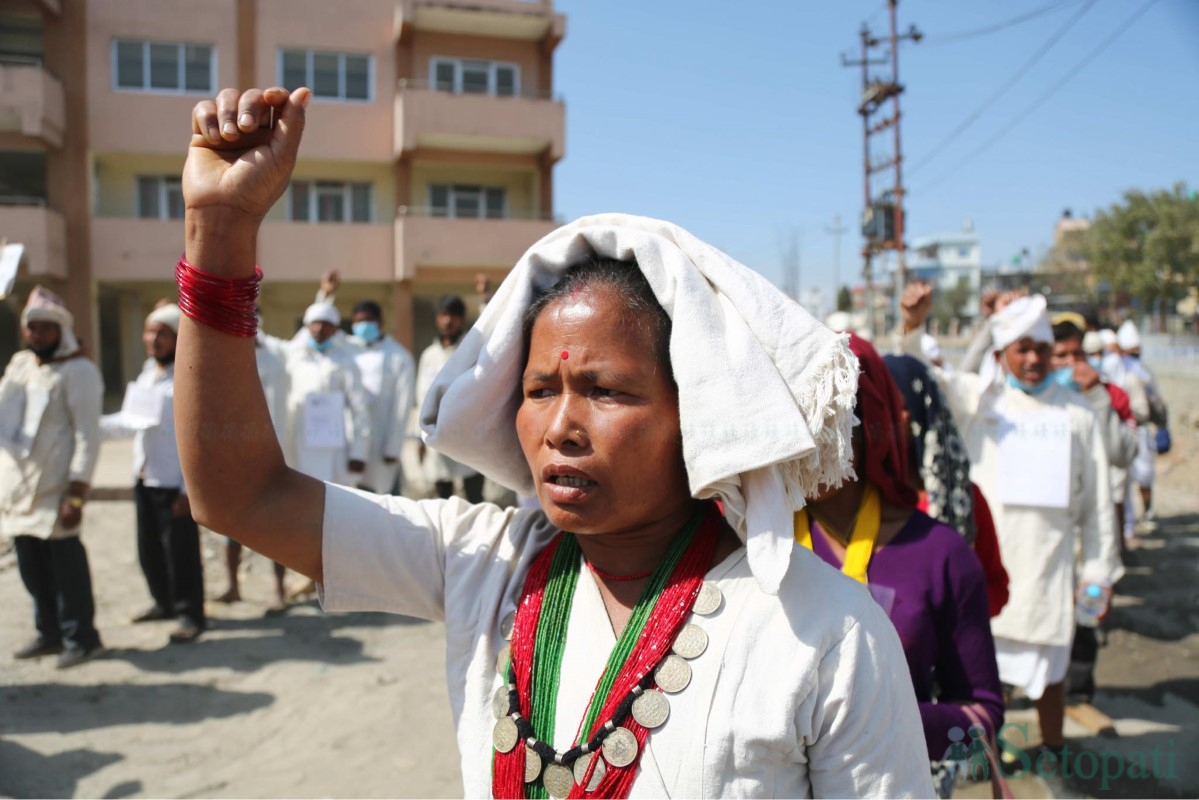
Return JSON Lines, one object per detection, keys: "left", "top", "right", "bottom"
{"left": 319, "top": 484, "right": 934, "bottom": 798}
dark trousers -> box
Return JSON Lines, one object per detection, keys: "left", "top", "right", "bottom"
{"left": 1067, "top": 623, "right": 1099, "bottom": 700}
{"left": 134, "top": 481, "right": 206, "bottom": 628}
{"left": 436, "top": 473, "right": 485, "bottom": 504}
{"left": 15, "top": 534, "right": 102, "bottom": 650}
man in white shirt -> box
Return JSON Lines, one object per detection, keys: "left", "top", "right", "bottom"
{"left": 102, "top": 304, "right": 206, "bottom": 644}
{"left": 2, "top": 287, "right": 105, "bottom": 668}
{"left": 347, "top": 300, "right": 415, "bottom": 495}
{"left": 900, "top": 285, "right": 1122, "bottom": 769}
{"left": 1116, "top": 320, "right": 1162, "bottom": 532}
{"left": 416, "top": 295, "right": 483, "bottom": 502}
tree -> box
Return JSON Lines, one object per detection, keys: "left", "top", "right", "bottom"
{"left": 837, "top": 285, "right": 853, "bottom": 312}
{"left": 1086, "top": 183, "right": 1199, "bottom": 324}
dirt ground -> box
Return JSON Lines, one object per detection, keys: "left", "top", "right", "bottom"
{"left": 1, "top": 368, "right": 1196, "bottom": 799}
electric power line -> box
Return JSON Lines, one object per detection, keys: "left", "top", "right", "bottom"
{"left": 920, "top": 0, "right": 1084, "bottom": 47}
{"left": 916, "top": 0, "right": 1162, "bottom": 195}
{"left": 908, "top": 0, "right": 1096, "bottom": 176}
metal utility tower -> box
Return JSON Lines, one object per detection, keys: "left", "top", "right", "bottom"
{"left": 842, "top": 0, "right": 920, "bottom": 335}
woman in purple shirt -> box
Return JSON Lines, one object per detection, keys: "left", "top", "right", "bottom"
{"left": 798, "top": 334, "right": 1003, "bottom": 794}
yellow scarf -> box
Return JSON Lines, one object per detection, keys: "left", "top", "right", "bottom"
{"left": 794, "top": 483, "right": 881, "bottom": 584}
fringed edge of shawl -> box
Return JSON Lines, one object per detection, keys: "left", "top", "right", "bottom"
{"left": 777, "top": 333, "right": 861, "bottom": 509}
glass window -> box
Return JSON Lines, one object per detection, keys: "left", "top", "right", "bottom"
{"left": 454, "top": 185, "right": 482, "bottom": 218}
{"left": 429, "top": 185, "right": 449, "bottom": 216}
{"left": 314, "top": 182, "right": 344, "bottom": 222}
{"left": 116, "top": 41, "right": 144, "bottom": 88}
{"left": 281, "top": 50, "right": 307, "bottom": 91}
{"left": 148, "top": 42, "right": 179, "bottom": 90}
{"left": 290, "top": 181, "right": 310, "bottom": 222}
{"left": 433, "top": 60, "right": 455, "bottom": 93}
{"left": 350, "top": 183, "right": 372, "bottom": 222}
{"left": 183, "top": 45, "right": 212, "bottom": 92}
{"left": 344, "top": 55, "right": 370, "bottom": 101}
{"left": 495, "top": 65, "right": 517, "bottom": 97}
{"left": 312, "top": 52, "right": 340, "bottom": 98}
{"left": 461, "top": 61, "right": 489, "bottom": 94}
{"left": 164, "top": 178, "right": 185, "bottom": 220}
{"left": 136, "top": 177, "right": 159, "bottom": 219}
{"left": 485, "top": 187, "right": 506, "bottom": 219}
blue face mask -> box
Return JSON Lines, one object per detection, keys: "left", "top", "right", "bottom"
{"left": 1006, "top": 372, "right": 1054, "bottom": 395}
{"left": 352, "top": 320, "right": 381, "bottom": 342}
{"left": 1051, "top": 366, "right": 1080, "bottom": 392}
{"left": 1088, "top": 356, "right": 1102, "bottom": 370}
{"left": 307, "top": 332, "right": 334, "bottom": 353}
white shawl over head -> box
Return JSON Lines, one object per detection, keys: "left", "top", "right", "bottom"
{"left": 22, "top": 285, "right": 80, "bottom": 358}
{"left": 420, "top": 213, "right": 859, "bottom": 593}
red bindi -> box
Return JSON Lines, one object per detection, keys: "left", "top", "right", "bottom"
{"left": 560, "top": 351, "right": 569, "bottom": 360}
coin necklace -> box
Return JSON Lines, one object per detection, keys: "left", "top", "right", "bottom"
{"left": 492, "top": 502, "right": 722, "bottom": 799}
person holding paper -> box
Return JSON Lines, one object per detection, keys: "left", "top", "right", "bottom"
{"left": 282, "top": 302, "right": 370, "bottom": 485}
{"left": 101, "top": 304, "right": 207, "bottom": 644}
{"left": 347, "top": 300, "right": 415, "bottom": 495}
{"left": 899, "top": 284, "right": 1123, "bottom": 771}
{"left": 1, "top": 287, "right": 105, "bottom": 668}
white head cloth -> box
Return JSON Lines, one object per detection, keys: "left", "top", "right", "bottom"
{"left": 303, "top": 302, "right": 341, "bottom": 327}
{"left": 1082, "top": 331, "right": 1103, "bottom": 355}
{"left": 1117, "top": 320, "right": 1141, "bottom": 350}
{"left": 22, "top": 285, "right": 80, "bottom": 358}
{"left": 1099, "top": 329, "right": 1117, "bottom": 349}
{"left": 825, "top": 310, "right": 852, "bottom": 333}
{"left": 920, "top": 333, "right": 943, "bottom": 361}
{"left": 420, "top": 213, "right": 859, "bottom": 594}
{"left": 146, "top": 303, "right": 182, "bottom": 332}
{"left": 991, "top": 294, "right": 1053, "bottom": 350}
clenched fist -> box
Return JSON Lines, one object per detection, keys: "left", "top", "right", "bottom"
{"left": 900, "top": 281, "right": 934, "bottom": 333}
{"left": 183, "top": 86, "right": 311, "bottom": 276}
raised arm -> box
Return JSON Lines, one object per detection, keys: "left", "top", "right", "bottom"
{"left": 176, "top": 86, "right": 325, "bottom": 580}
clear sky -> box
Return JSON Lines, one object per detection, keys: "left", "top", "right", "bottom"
{"left": 552, "top": 0, "right": 1199, "bottom": 310}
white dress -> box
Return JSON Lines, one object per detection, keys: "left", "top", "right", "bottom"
{"left": 0, "top": 351, "right": 103, "bottom": 540}
{"left": 349, "top": 334, "right": 415, "bottom": 494}
{"left": 282, "top": 341, "right": 371, "bottom": 485}
{"left": 318, "top": 484, "right": 935, "bottom": 798}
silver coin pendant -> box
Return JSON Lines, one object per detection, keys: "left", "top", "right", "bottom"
{"left": 603, "top": 726, "right": 639, "bottom": 768}
{"left": 631, "top": 688, "right": 671, "bottom": 729}
{"left": 496, "top": 643, "right": 511, "bottom": 677}
{"left": 573, "top": 751, "right": 607, "bottom": 792}
{"left": 492, "top": 716, "right": 518, "bottom": 753}
{"left": 671, "top": 623, "right": 708, "bottom": 659}
{"left": 500, "top": 610, "right": 516, "bottom": 640}
{"left": 654, "top": 654, "right": 692, "bottom": 693}
{"left": 492, "top": 684, "right": 511, "bottom": 719}
{"left": 692, "top": 581, "right": 723, "bottom": 615}
{"left": 523, "top": 746, "right": 542, "bottom": 784}
{"left": 542, "top": 762, "right": 575, "bottom": 798}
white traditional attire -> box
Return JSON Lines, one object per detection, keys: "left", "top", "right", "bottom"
{"left": 1, "top": 287, "right": 106, "bottom": 655}
{"left": 283, "top": 303, "right": 371, "bottom": 485}
{"left": 256, "top": 332, "right": 289, "bottom": 443}
{"left": 902, "top": 295, "right": 1123, "bottom": 700}
{"left": 317, "top": 214, "right": 934, "bottom": 797}
{"left": 349, "top": 332, "right": 415, "bottom": 494}
{"left": 415, "top": 340, "right": 479, "bottom": 487}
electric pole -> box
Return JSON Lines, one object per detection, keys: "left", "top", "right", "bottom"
{"left": 841, "top": 0, "right": 920, "bottom": 336}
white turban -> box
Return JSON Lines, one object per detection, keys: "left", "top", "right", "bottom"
{"left": 1082, "top": 331, "right": 1103, "bottom": 355}
{"left": 146, "top": 303, "right": 181, "bottom": 332}
{"left": 1117, "top": 320, "right": 1141, "bottom": 350}
{"left": 991, "top": 294, "right": 1053, "bottom": 350}
{"left": 1099, "top": 329, "right": 1117, "bottom": 349}
{"left": 825, "top": 311, "right": 852, "bottom": 333}
{"left": 303, "top": 302, "right": 341, "bottom": 327}
{"left": 420, "top": 213, "right": 859, "bottom": 594}
{"left": 22, "top": 285, "right": 80, "bottom": 359}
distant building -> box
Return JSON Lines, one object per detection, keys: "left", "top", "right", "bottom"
{"left": 0, "top": 0, "right": 566, "bottom": 400}
{"left": 908, "top": 219, "right": 983, "bottom": 319}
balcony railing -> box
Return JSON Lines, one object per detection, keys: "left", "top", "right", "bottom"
{"left": 0, "top": 58, "right": 65, "bottom": 147}
{"left": 397, "top": 205, "right": 560, "bottom": 223}
{"left": 394, "top": 82, "right": 565, "bottom": 159}
{"left": 396, "top": 78, "right": 560, "bottom": 103}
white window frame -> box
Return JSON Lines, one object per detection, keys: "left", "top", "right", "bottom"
{"left": 278, "top": 49, "right": 374, "bottom": 103}
{"left": 134, "top": 175, "right": 185, "bottom": 220}
{"left": 111, "top": 39, "right": 216, "bottom": 95}
{"left": 288, "top": 180, "right": 374, "bottom": 223}
{"left": 428, "top": 184, "right": 508, "bottom": 219}
{"left": 428, "top": 56, "right": 521, "bottom": 97}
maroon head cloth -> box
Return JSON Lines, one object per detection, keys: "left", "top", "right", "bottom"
{"left": 848, "top": 334, "right": 918, "bottom": 508}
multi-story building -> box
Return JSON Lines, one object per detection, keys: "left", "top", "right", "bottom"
{"left": 909, "top": 220, "right": 983, "bottom": 320}
{"left": 0, "top": 0, "right": 565, "bottom": 399}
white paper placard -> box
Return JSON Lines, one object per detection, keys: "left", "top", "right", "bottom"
{"left": 0, "top": 243, "right": 23, "bottom": 299}
{"left": 120, "top": 382, "right": 165, "bottom": 429}
{"left": 996, "top": 408, "right": 1071, "bottom": 509}
{"left": 356, "top": 349, "right": 385, "bottom": 398}
{"left": 304, "top": 391, "right": 346, "bottom": 449}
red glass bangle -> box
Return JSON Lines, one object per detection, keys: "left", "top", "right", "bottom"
{"left": 175, "top": 254, "right": 263, "bottom": 338}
